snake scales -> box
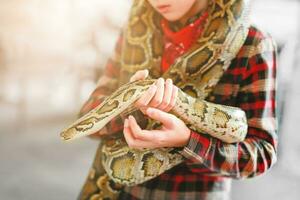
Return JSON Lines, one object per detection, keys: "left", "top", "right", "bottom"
{"left": 60, "top": 0, "right": 251, "bottom": 199}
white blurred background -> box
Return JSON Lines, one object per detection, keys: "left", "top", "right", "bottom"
{"left": 0, "top": 0, "right": 299, "bottom": 199}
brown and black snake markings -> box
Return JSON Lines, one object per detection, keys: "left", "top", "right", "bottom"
{"left": 141, "top": 152, "right": 164, "bottom": 177}
{"left": 111, "top": 152, "right": 135, "bottom": 181}
{"left": 97, "top": 101, "right": 120, "bottom": 115}
{"left": 61, "top": 0, "right": 252, "bottom": 199}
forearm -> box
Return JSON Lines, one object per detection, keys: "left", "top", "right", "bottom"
{"left": 179, "top": 80, "right": 277, "bottom": 178}
{"left": 181, "top": 126, "right": 277, "bottom": 178}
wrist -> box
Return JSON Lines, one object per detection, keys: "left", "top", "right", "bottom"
{"left": 179, "top": 127, "right": 191, "bottom": 147}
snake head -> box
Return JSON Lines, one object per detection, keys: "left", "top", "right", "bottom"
{"left": 60, "top": 79, "right": 156, "bottom": 141}
{"left": 60, "top": 127, "right": 78, "bottom": 141}
{"left": 60, "top": 116, "right": 101, "bottom": 141}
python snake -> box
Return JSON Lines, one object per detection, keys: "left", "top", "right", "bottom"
{"left": 60, "top": 0, "right": 251, "bottom": 199}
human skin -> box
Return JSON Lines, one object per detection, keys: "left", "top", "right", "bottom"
{"left": 147, "top": 0, "right": 208, "bottom": 24}
{"left": 90, "top": 1, "right": 209, "bottom": 142}
{"left": 123, "top": 1, "right": 209, "bottom": 149}
{"left": 127, "top": 73, "right": 190, "bottom": 148}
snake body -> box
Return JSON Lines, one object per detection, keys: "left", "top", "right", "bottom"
{"left": 61, "top": 0, "right": 251, "bottom": 198}
{"left": 61, "top": 79, "right": 247, "bottom": 143}
{"left": 61, "top": 79, "right": 247, "bottom": 185}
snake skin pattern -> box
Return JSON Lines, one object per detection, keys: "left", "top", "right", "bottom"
{"left": 60, "top": 0, "right": 251, "bottom": 199}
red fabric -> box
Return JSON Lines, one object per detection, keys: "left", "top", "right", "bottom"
{"left": 160, "top": 12, "right": 208, "bottom": 72}
{"left": 80, "top": 25, "right": 278, "bottom": 199}
{"left": 118, "top": 26, "right": 278, "bottom": 199}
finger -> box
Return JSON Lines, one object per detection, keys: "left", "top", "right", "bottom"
{"left": 123, "top": 119, "right": 156, "bottom": 149}
{"left": 128, "top": 115, "right": 154, "bottom": 141}
{"left": 135, "top": 84, "right": 157, "bottom": 108}
{"left": 146, "top": 107, "right": 174, "bottom": 127}
{"left": 149, "top": 78, "right": 164, "bottom": 107}
{"left": 128, "top": 115, "right": 142, "bottom": 139}
{"left": 158, "top": 78, "right": 173, "bottom": 111}
{"left": 164, "top": 85, "right": 178, "bottom": 112}
{"left": 130, "top": 69, "right": 149, "bottom": 82}
{"left": 141, "top": 69, "right": 149, "bottom": 79}
{"left": 130, "top": 70, "right": 144, "bottom": 82}
{"left": 123, "top": 119, "right": 137, "bottom": 147}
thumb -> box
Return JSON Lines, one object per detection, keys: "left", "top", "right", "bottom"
{"left": 141, "top": 69, "right": 149, "bottom": 79}
{"left": 146, "top": 107, "right": 174, "bottom": 127}
{"left": 130, "top": 69, "right": 149, "bottom": 82}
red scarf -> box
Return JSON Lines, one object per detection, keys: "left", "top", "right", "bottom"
{"left": 160, "top": 12, "right": 208, "bottom": 73}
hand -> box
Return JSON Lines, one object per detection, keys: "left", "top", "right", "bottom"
{"left": 86, "top": 69, "right": 149, "bottom": 139}
{"left": 129, "top": 69, "right": 149, "bottom": 82}
{"left": 123, "top": 107, "right": 191, "bottom": 149}
{"left": 134, "top": 77, "right": 178, "bottom": 114}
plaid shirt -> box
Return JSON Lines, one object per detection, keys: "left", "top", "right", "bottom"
{"left": 79, "top": 26, "right": 278, "bottom": 200}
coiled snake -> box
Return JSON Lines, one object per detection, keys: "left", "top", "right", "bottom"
{"left": 60, "top": 0, "right": 251, "bottom": 199}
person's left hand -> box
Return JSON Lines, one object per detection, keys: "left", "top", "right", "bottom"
{"left": 123, "top": 107, "right": 191, "bottom": 149}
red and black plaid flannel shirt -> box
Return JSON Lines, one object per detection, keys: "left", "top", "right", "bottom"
{"left": 79, "top": 26, "right": 278, "bottom": 200}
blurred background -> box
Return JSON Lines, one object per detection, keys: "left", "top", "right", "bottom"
{"left": 0, "top": 0, "right": 299, "bottom": 199}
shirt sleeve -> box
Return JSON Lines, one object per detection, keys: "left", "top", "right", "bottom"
{"left": 78, "top": 32, "right": 124, "bottom": 135}
{"left": 180, "top": 34, "right": 278, "bottom": 179}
